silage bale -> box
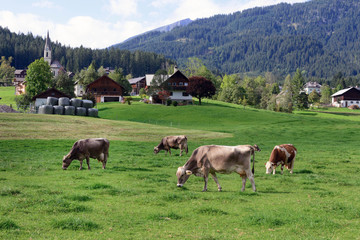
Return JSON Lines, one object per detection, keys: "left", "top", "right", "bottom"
{"left": 70, "top": 98, "right": 82, "bottom": 108}
{"left": 64, "top": 106, "right": 75, "bottom": 115}
{"left": 76, "top": 107, "right": 86, "bottom": 116}
{"left": 38, "top": 105, "right": 53, "bottom": 114}
{"left": 82, "top": 100, "right": 94, "bottom": 109}
{"left": 87, "top": 108, "right": 98, "bottom": 117}
{"left": 46, "top": 97, "right": 58, "bottom": 106}
{"left": 59, "top": 97, "right": 70, "bottom": 106}
{"left": 53, "top": 105, "right": 64, "bottom": 115}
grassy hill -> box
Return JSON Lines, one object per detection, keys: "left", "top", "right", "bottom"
{"left": 1, "top": 92, "right": 360, "bottom": 238}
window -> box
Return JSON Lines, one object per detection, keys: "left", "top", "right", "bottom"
{"left": 168, "top": 83, "right": 171, "bottom": 86}
{"left": 184, "top": 82, "right": 188, "bottom": 86}
{"left": 170, "top": 92, "right": 173, "bottom": 96}
{"left": 94, "top": 88, "right": 97, "bottom": 92}
{"left": 172, "top": 82, "right": 176, "bottom": 86}
{"left": 179, "top": 82, "right": 183, "bottom": 86}
{"left": 182, "top": 92, "right": 189, "bottom": 96}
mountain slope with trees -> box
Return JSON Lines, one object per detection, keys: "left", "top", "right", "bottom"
{"left": 112, "top": 0, "right": 360, "bottom": 78}
{"left": 0, "top": 27, "right": 171, "bottom": 77}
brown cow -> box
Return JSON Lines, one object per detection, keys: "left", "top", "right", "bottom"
{"left": 62, "top": 138, "right": 109, "bottom": 170}
{"left": 154, "top": 135, "right": 188, "bottom": 156}
{"left": 176, "top": 144, "right": 260, "bottom": 192}
{"left": 265, "top": 144, "right": 297, "bottom": 174}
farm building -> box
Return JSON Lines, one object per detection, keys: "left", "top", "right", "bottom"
{"left": 162, "top": 68, "right": 192, "bottom": 104}
{"left": 86, "top": 75, "right": 125, "bottom": 103}
{"left": 304, "top": 81, "right": 321, "bottom": 94}
{"left": 331, "top": 87, "right": 360, "bottom": 107}
{"left": 14, "top": 69, "right": 26, "bottom": 95}
{"left": 32, "top": 88, "right": 71, "bottom": 108}
{"left": 128, "top": 76, "right": 146, "bottom": 95}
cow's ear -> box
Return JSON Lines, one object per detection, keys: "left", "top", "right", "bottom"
{"left": 186, "top": 170, "right": 192, "bottom": 175}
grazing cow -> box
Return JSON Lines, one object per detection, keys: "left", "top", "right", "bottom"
{"left": 62, "top": 138, "right": 109, "bottom": 170}
{"left": 265, "top": 144, "right": 297, "bottom": 175}
{"left": 154, "top": 135, "right": 188, "bottom": 156}
{"left": 176, "top": 144, "right": 260, "bottom": 192}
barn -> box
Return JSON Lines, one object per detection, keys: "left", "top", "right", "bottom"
{"left": 331, "top": 87, "right": 360, "bottom": 107}
{"left": 87, "top": 75, "right": 125, "bottom": 103}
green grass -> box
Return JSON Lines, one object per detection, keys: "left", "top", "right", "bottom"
{"left": 1, "top": 87, "right": 360, "bottom": 239}
{"left": 0, "top": 86, "right": 16, "bottom": 106}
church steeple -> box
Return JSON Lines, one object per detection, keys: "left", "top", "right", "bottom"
{"left": 44, "top": 31, "right": 52, "bottom": 65}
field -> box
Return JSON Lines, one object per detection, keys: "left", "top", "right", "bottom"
{"left": 1, "top": 89, "right": 360, "bottom": 239}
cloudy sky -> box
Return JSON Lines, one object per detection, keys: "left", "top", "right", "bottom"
{"left": 0, "top": 0, "right": 307, "bottom": 49}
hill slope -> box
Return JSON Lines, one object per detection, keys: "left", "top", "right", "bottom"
{"left": 112, "top": 0, "right": 360, "bottom": 78}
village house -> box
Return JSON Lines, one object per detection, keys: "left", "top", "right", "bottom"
{"left": 331, "top": 87, "right": 360, "bottom": 107}
{"left": 304, "top": 81, "right": 321, "bottom": 94}
{"left": 86, "top": 75, "right": 125, "bottom": 103}
{"left": 14, "top": 69, "right": 26, "bottom": 95}
{"left": 128, "top": 76, "right": 146, "bottom": 95}
{"left": 162, "top": 67, "right": 192, "bottom": 104}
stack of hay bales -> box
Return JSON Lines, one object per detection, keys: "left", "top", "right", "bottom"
{"left": 38, "top": 97, "right": 98, "bottom": 117}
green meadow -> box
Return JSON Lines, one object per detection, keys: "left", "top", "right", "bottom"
{"left": 1, "top": 89, "right": 360, "bottom": 239}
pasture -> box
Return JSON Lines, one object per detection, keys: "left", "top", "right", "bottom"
{"left": 1, "top": 91, "right": 360, "bottom": 239}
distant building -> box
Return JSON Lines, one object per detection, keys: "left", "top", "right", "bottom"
{"left": 331, "top": 87, "right": 360, "bottom": 107}
{"left": 14, "top": 69, "right": 27, "bottom": 95}
{"left": 32, "top": 88, "right": 71, "bottom": 108}
{"left": 128, "top": 76, "right": 146, "bottom": 95}
{"left": 304, "top": 82, "right": 321, "bottom": 94}
{"left": 163, "top": 67, "right": 192, "bottom": 103}
{"left": 86, "top": 75, "right": 125, "bottom": 103}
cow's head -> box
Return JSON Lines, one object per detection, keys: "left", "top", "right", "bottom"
{"left": 265, "top": 161, "right": 275, "bottom": 174}
{"left": 176, "top": 167, "right": 192, "bottom": 187}
{"left": 153, "top": 147, "right": 160, "bottom": 154}
{"left": 62, "top": 154, "right": 73, "bottom": 170}
{"left": 253, "top": 144, "right": 261, "bottom": 152}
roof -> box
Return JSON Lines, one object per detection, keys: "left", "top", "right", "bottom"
{"left": 166, "top": 69, "right": 188, "bottom": 82}
{"left": 50, "top": 60, "right": 62, "bottom": 68}
{"left": 31, "top": 88, "right": 71, "bottom": 101}
{"left": 15, "top": 69, "right": 26, "bottom": 75}
{"left": 304, "top": 81, "right": 321, "bottom": 88}
{"left": 87, "top": 75, "right": 125, "bottom": 90}
{"left": 331, "top": 87, "right": 360, "bottom": 97}
{"left": 128, "top": 76, "right": 145, "bottom": 84}
{"left": 45, "top": 30, "right": 51, "bottom": 49}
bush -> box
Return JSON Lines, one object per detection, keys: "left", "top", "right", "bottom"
{"left": 124, "top": 97, "right": 133, "bottom": 105}
{"left": 172, "top": 101, "right": 178, "bottom": 107}
{"left": 166, "top": 99, "right": 172, "bottom": 106}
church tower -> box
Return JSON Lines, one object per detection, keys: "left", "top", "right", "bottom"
{"left": 44, "top": 31, "right": 52, "bottom": 65}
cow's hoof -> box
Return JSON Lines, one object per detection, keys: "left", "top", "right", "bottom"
{"left": 202, "top": 189, "right": 208, "bottom": 192}
{"left": 218, "top": 188, "right": 222, "bottom": 192}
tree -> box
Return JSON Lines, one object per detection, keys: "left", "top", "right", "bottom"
{"left": 187, "top": 76, "right": 216, "bottom": 105}
{"left": 308, "top": 90, "right": 320, "bottom": 104}
{"left": 320, "top": 84, "right": 332, "bottom": 104}
{"left": 54, "top": 69, "right": 75, "bottom": 97}
{"left": 149, "top": 69, "right": 169, "bottom": 95}
{"left": 25, "top": 58, "right": 52, "bottom": 98}
{"left": 109, "top": 68, "right": 131, "bottom": 95}
{"left": 0, "top": 56, "right": 15, "bottom": 86}
{"left": 278, "top": 74, "right": 293, "bottom": 113}
{"left": 292, "top": 68, "right": 305, "bottom": 109}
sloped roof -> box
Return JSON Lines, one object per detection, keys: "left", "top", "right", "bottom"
{"left": 304, "top": 81, "right": 321, "bottom": 88}
{"left": 128, "top": 76, "right": 145, "bottom": 84}
{"left": 87, "top": 75, "right": 125, "bottom": 90}
{"left": 331, "top": 87, "right": 354, "bottom": 97}
{"left": 31, "top": 88, "right": 70, "bottom": 101}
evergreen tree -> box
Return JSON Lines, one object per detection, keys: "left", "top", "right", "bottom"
{"left": 292, "top": 69, "right": 305, "bottom": 109}
{"left": 320, "top": 84, "right": 332, "bottom": 104}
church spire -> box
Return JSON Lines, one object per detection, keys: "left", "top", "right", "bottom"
{"left": 44, "top": 30, "right": 52, "bottom": 65}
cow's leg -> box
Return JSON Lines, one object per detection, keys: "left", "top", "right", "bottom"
{"left": 246, "top": 171, "right": 256, "bottom": 192}
{"left": 289, "top": 161, "right": 294, "bottom": 174}
{"left": 281, "top": 164, "right": 284, "bottom": 175}
{"left": 241, "top": 175, "right": 247, "bottom": 192}
{"left": 272, "top": 167, "right": 276, "bottom": 175}
{"left": 202, "top": 170, "right": 209, "bottom": 192}
{"left": 179, "top": 146, "right": 183, "bottom": 156}
{"left": 210, "top": 173, "right": 222, "bottom": 191}
{"left": 86, "top": 157, "right": 91, "bottom": 170}
{"left": 79, "top": 160, "right": 83, "bottom": 170}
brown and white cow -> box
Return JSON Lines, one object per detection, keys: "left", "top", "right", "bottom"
{"left": 265, "top": 144, "right": 297, "bottom": 175}
{"left": 176, "top": 144, "right": 260, "bottom": 192}
{"left": 62, "top": 138, "right": 110, "bottom": 170}
{"left": 154, "top": 135, "right": 188, "bottom": 156}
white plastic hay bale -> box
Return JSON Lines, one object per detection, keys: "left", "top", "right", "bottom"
{"left": 46, "top": 97, "right": 58, "bottom": 106}
{"left": 53, "top": 105, "right": 64, "bottom": 115}
{"left": 64, "top": 106, "right": 75, "bottom": 115}
{"left": 59, "top": 97, "right": 70, "bottom": 106}
{"left": 76, "top": 107, "right": 86, "bottom": 116}
{"left": 87, "top": 108, "right": 98, "bottom": 117}
{"left": 70, "top": 98, "right": 82, "bottom": 108}
{"left": 38, "top": 105, "right": 53, "bottom": 114}
{"left": 82, "top": 100, "right": 94, "bottom": 109}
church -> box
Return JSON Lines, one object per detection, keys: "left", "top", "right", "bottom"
{"left": 44, "top": 31, "right": 64, "bottom": 77}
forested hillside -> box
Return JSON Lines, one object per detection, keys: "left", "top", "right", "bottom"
{"left": 113, "top": 0, "right": 360, "bottom": 78}
{"left": 0, "top": 27, "right": 170, "bottom": 76}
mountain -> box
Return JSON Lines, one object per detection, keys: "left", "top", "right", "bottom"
{"left": 113, "top": 18, "right": 193, "bottom": 45}
{"left": 112, "top": 0, "right": 360, "bottom": 79}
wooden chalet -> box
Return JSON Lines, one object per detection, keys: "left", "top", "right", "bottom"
{"left": 162, "top": 68, "right": 192, "bottom": 103}
{"left": 128, "top": 76, "right": 146, "bottom": 95}
{"left": 86, "top": 75, "right": 124, "bottom": 103}
{"left": 331, "top": 87, "right": 360, "bottom": 107}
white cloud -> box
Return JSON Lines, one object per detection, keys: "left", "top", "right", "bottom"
{"left": 107, "top": 0, "right": 138, "bottom": 18}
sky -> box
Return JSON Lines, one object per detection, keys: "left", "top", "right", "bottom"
{"left": 0, "top": 0, "right": 307, "bottom": 49}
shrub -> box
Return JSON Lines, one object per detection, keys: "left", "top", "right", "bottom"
{"left": 166, "top": 99, "right": 172, "bottom": 106}
{"left": 172, "top": 101, "right": 178, "bottom": 107}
